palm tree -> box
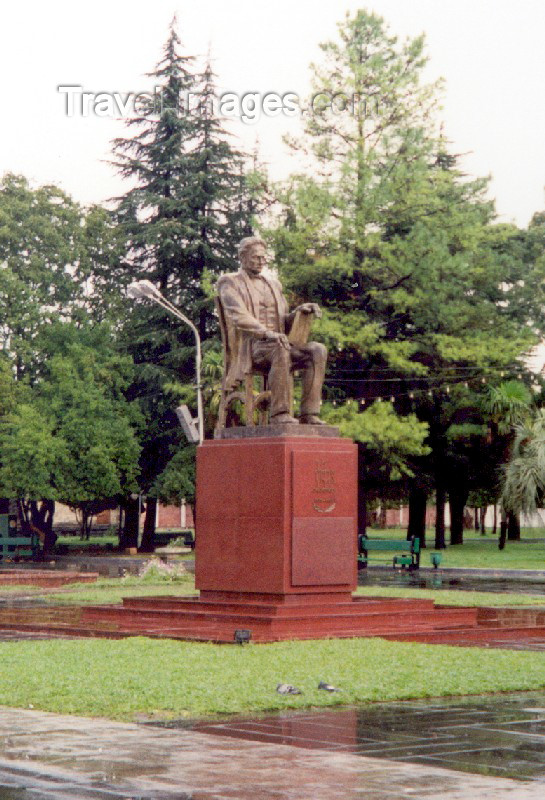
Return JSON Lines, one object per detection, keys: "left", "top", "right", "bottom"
{"left": 480, "top": 380, "right": 534, "bottom": 548}
{"left": 481, "top": 380, "right": 533, "bottom": 434}
{"left": 502, "top": 410, "right": 545, "bottom": 519}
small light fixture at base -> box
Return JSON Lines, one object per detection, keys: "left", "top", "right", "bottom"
{"left": 234, "top": 629, "right": 251, "bottom": 645}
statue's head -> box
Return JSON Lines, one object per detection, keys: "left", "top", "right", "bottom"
{"left": 238, "top": 236, "right": 267, "bottom": 276}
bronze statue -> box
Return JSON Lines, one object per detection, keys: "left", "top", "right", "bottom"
{"left": 216, "top": 236, "right": 327, "bottom": 425}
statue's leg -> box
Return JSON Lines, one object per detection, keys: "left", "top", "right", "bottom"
{"left": 251, "top": 341, "right": 293, "bottom": 420}
{"left": 291, "top": 342, "right": 327, "bottom": 418}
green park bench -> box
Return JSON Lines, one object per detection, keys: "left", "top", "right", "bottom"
{"left": 358, "top": 534, "right": 420, "bottom": 571}
{"left": 0, "top": 513, "right": 39, "bottom": 561}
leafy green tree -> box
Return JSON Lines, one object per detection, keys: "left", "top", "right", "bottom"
{"left": 0, "top": 403, "right": 61, "bottom": 549}
{"left": 79, "top": 204, "right": 132, "bottom": 325}
{"left": 267, "top": 10, "right": 545, "bottom": 543}
{"left": 0, "top": 324, "right": 142, "bottom": 540}
{"left": 0, "top": 173, "right": 85, "bottom": 379}
{"left": 0, "top": 356, "right": 57, "bottom": 546}
{"left": 153, "top": 446, "right": 196, "bottom": 509}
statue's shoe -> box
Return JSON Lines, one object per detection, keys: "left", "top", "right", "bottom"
{"left": 299, "top": 415, "right": 327, "bottom": 425}
{"left": 271, "top": 413, "right": 299, "bottom": 424}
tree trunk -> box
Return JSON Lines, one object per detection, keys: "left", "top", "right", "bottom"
{"left": 139, "top": 496, "right": 157, "bottom": 553}
{"left": 449, "top": 485, "right": 468, "bottom": 545}
{"left": 79, "top": 506, "right": 93, "bottom": 540}
{"left": 17, "top": 500, "right": 31, "bottom": 534}
{"left": 407, "top": 484, "right": 427, "bottom": 548}
{"left": 119, "top": 497, "right": 139, "bottom": 550}
{"left": 507, "top": 511, "right": 521, "bottom": 541}
{"left": 474, "top": 508, "right": 479, "bottom": 531}
{"left": 479, "top": 507, "right": 486, "bottom": 535}
{"left": 492, "top": 504, "right": 497, "bottom": 535}
{"left": 499, "top": 509, "right": 507, "bottom": 550}
{"left": 30, "top": 499, "right": 57, "bottom": 554}
{"left": 434, "top": 482, "right": 446, "bottom": 550}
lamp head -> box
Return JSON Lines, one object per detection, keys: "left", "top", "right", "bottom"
{"left": 127, "top": 280, "right": 161, "bottom": 300}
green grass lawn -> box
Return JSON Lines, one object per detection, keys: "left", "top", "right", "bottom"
{"left": 366, "top": 528, "right": 545, "bottom": 571}
{"left": 45, "top": 574, "right": 197, "bottom": 605}
{"left": 0, "top": 636, "right": 544, "bottom": 720}
{"left": 0, "top": 585, "right": 45, "bottom": 593}
{"left": 355, "top": 586, "right": 545, "bottom": 606}
{"left": 55, "top": 534, "right": 118, "bottom": 550}
{"left": 368, "top": 527, "right": 545, "bottom": 540}
{"left": 438, "top": 540, "right": 545, "bottom": 570}
{"left": 55, "top": 529, "right": 194, "bottom": 552}
{"left": 40, "top": 572, "right": 545, "bottom": 608}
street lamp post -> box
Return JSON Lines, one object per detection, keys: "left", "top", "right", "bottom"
{"left": 127, "top": 280, "right": 204, "bottom": 445}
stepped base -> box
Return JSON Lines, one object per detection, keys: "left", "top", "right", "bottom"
{"left": 0, "top": 596, "right": 545, "bottom": 648}
{"left": 80, "top": 593, "right": 479, "bottom": 643}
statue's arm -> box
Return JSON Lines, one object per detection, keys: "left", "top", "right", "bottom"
{"left": 286, "top": 303, "right": 322, "bottom": 327}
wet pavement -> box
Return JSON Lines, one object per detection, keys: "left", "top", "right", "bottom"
{"left": 163, "top": 691, "right": 545, "bottom": 783}
{"left": 0, "top": 701, "right": 545, "bottom": 799}
{"left": 358, "top": 568, "right": 545, "bottom": 595}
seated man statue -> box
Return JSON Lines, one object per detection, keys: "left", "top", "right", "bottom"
{"left": 216, "top": 235, "right": 327, "bottom": 425}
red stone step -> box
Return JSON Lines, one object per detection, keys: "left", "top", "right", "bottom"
{"left": 1, "top": 596, "right": 544, "bottom": 646}
{"left": 84, "top": 601, "right": 477, "bottom": 631}
{"left": 0, "top": 619, "right": 123, "bottom": 638}
{"left": 120, "top": 594, "right": 438, "bottom": 617}
{"left": 476, "top": 606, "right": 545, "bottom": 627}
{"left": 382, "top": 625, "right": 545, "bottom": 646}
{"left": 81, "top": 597, "right": 479, "bottom": 643}
{"left": 0, "top": 570, "right": 98, "bottom": 587}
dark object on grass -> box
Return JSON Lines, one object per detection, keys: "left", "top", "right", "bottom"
{"left": 276, "top": 683, "right": 302, "bottom": 695}
{"left": 318, "top": 681, "right": 341, "bottom": 692}
{"left": 234, "top": 629, "right": 251, "bottom": 644}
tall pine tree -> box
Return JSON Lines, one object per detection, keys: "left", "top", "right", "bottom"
{"left": 111, "top": 18, "right": 256, "bottom": 548}
{"left": 268, "top": 10, "right": 545, "bottom": 542}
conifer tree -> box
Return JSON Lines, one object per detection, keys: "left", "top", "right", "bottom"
{"left": 111, "top": 19, "right": 257, "bottom": 548}
{"left": 268, "top": 10, "right": 545, "bottom": 540}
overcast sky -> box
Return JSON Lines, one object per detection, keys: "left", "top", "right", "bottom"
{"left": 1, "top": 0, "right": 544, "bottom": 227}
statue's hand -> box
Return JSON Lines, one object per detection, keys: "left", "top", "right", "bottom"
{"left": 297, "top": 302, "right": 322, "bottom": 319}
{"left": 263, "top": 330, "right": 290, "bottom": 350}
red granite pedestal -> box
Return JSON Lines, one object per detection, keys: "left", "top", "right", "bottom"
{"left": 196, "top": 429, "right": 357, "bottom": 598}
{"left": 86, "top": 426, "right": 370, "bottom": 643}
{"left": 176, "top": 427, "right": 359, "bottom": 641}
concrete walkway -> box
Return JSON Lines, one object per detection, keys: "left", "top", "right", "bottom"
{"left": 0, "top": 707, "right": 543, "bottom": 799}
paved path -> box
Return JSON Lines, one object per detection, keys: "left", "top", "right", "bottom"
{"left": 179, "top": 693, "right": 545, "bottom": 783}
{"left": 0, "top": 707, "right": 543, "bottom": 799}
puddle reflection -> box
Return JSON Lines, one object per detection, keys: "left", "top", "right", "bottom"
{"left": 358, "top": 570, "right": 545, "bottom": 596}
{"left": 154, "top": 692, "right": 545, "bottom": 783}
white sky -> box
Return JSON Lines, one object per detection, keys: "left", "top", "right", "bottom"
{"left": 1, "top": 0, "right": 545, "bottom": 226}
